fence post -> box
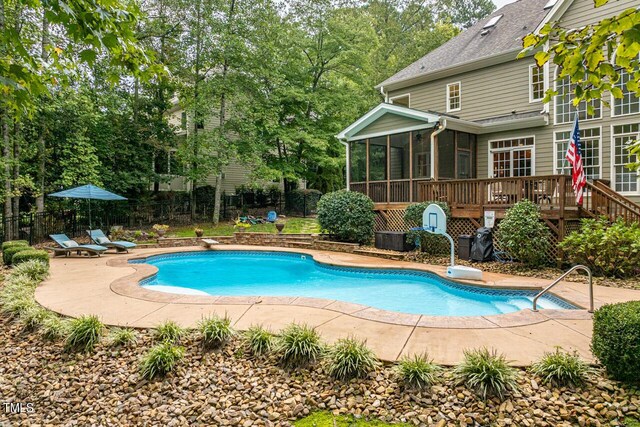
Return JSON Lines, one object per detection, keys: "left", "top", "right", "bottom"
{"left": 303, "top": 194, "right": 307, "bottom": 218}
{"left": 28, "top": 213, "right": 34, "bottom": 245}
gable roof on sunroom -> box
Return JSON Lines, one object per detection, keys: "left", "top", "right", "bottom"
{"left": 336, "top": 103, "right": 440, "bottom": 142}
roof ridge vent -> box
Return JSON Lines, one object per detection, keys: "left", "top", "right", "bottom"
{"left": 483, "top": 14, "right": 503, "bottom": 29}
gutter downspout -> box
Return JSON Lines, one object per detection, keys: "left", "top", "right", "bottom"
{"left": 339, "top": 139, "right": 350, "bottom": 191}
{"left": 380, "top": 85, "right": 388, "bottom": 103}
{"left": 430, "top": 119, "right": 447, "bottom": 180}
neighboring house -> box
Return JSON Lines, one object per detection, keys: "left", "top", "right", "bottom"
{"left": 338, "top": 0, "right": 640, "bottom": 242}
{"left": 160, "top": 101, "right": 282, "bottom": 194}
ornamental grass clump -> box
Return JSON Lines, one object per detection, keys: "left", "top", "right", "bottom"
{"left": 12, "top": 259, "right": 50, "bottom": 282}
{"left": 326, "top": 337, "right": 379, "bottom": 380}
{"left": 41, "top": 316, "right": 70, "bottom": 341}
{"left": 453, "top": 347, "right": 518, "bottom": 400}
{"left": 199, "top": 315, "right": 234, "bottom": 349}
{"left": 0, "top": 292, "right": 37, "bottom": 318}
{"left": 18, "top": 305, "right": 51, "bottom": 330}
{"left": 530, "top": 348, "right": 593, "bottom": 388}
{"left": 109, "top": 328, "right": 138, "bottom": 347}
{"left": 277, "top": 323, "right": 323, "bottom": 368}
{"left": 244, "top": 325, "right": 274, "bottom": 356}
{"left": 65, "top": 315, "right": 105, "bottom": 353}
{"left": 396, "top": 353, "right": 442, "bottom": 390}
{"left": 140, "top": 342, "right": 185, "bottom": 380}
{"left": 154, "top": 320, "right": 185, "bottom": 344}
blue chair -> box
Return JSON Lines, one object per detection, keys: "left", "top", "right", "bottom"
{"left": 46, "top": 234, "right": 108, "bottom": 257}
{"left": 87, "top": 229, "right": 137, "bottom": 253}
{"left": 266, "top": 211, "right": 277, "bottom": 223}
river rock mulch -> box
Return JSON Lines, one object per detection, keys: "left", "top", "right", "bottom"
{"left": 403, "top": 252, "right": 640, "bottom": 291}
{"left": 1, "top": 316, "right": 639, "bottom": 427}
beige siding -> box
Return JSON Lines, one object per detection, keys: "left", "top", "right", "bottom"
{"left": 558, "top": 0, "right": 637, "bottom": 28}
{"left": 353, "top": 113, "right": 427, "bottom": 137}
{"left": 388, "top": 58, "right": 542, "bottom": 122}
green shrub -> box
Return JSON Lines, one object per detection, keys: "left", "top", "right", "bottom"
{"left": 530, "top": 348, "right": 593, "bottom": 388}
{"left": 18, "top": 305, "right": 51, "bottom": 330}
{"left": 140, "top": 342, "right": 185, "bottom": 380}
{"left": 495, "top": 200, "right": 551, "bottom": 266}
{"left": 559, "top": 217, "right": 640, "bottom": 277}
{"left": 326, "top": 337, "right": 379, "bottom": 380}
{"left": 154, "top": 320, "right": 184, "bottom": 344}
{"left": 0, "top": 293, "right": 36, "bottom": 318}
{"left": 396, "top": 353, "right": 442, "bottom": 390}
{"left": 317, "top": 190, "right": 375, "bottom": 244}
{"left": 41, "top": 316, "right": 70, "bottom": 341}
{"left": 3, "top": 245, "right": 31, "bottom": 265}
{"left": 404, "top": 201, "right": 451, "bottom": 254}
{"left": 12, "top": 259, "right": 50, "bottom": 282}
{"left": 2, "top": 240, "right": 28, "bottom": 251}
{"left": 591, "top": 301, "right": 640, "bottom": 383}
{"left": 277, "top": 323, "right": 324, "bottom": 368}
{"left": 244, "top": 325, "right": 274, "bottom": 356}
{"left": 12, "top": 249, "right": 49, "bottom": 266}
{"left": 109, "top": 328, "right": 138, "bottom": 347}
{"left": 199, "top": 315, "right": 234, "bottom": 349}
{"left": 65, "top": 315, "right": 105, "bottom": 353}
{"left": 453, "top": 348, "right": 518, "bottom": 400}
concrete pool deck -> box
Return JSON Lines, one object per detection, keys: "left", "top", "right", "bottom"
{"left": 35, "top": 245, "right": 640, "bottom": 365}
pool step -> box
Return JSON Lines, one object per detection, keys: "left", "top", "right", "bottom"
{"left": 353, "top": 249, "right": 405, "bottom": 261}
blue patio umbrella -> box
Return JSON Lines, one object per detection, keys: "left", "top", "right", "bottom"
{"left": 48, "top": 184, "right": 127, "bottom": 240}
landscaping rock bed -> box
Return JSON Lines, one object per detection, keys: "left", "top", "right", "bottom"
{"left": 1, "top": 317, "right": 638, "bottom": 427}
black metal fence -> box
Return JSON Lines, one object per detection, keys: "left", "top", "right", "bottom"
{"left": 1, "top": 190, "right": 322, "bottom": 245}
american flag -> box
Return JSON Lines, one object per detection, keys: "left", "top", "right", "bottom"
{"left": 565, "top": 115, "right": 586, "bottom": 205}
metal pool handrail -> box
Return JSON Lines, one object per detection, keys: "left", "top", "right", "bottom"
{"left": 532, "top": 265, "right": 593, "bottom": 313}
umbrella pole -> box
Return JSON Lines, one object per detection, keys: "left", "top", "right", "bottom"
{"left": 88, "top": 199, "right": 92, "bottom": 242}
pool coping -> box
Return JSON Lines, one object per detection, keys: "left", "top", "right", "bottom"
{"left": 105, "top": 246, "right": 591, "bottom": 329}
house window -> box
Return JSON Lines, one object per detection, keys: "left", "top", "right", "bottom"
{"left": 555, "top": 128, "right": 600, "bottom": 180}
{"left": 613, "top": 69, "right": 640, "bottom": 116}
{"left": 349, "top": 141, "right": 366, "bottom": 182}
{"left": 613, "top": 124, "right": 640, "bottom": 193}
{"left": 490, "top": 137, "right": 534, "bottom": 178}
{"left": 446, "top": 82, "right": 461, "bottom": 112}
{"left": 389, "top": 94, "right": 410, "bottom": 108}
{"left": 529, "top": 65, "right": 545, "bottom": 102}
{"left": 554, "top": 74, "right": 601, "bottom": 124}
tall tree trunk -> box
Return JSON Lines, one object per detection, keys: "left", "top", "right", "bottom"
{"left": 11, "top": 121, "right": 19, "bottom": 218}
{"left": 36, "top": 11, "right": 49, "bottom": 213}
{"left": 213, "top": 0, "right": 236, "bottom": 225}
{"left": 2, "top": 113, "right": 12, "bottom": 238}
{"left": 190, "top": 0, "right": 203, "bottom": 219}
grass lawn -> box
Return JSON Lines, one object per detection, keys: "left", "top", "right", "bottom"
{"left": 295, "top": 412, "right": 409, "bottom": 426}
{"left": 167, "top": 217, "right": 320, "bottom": 237}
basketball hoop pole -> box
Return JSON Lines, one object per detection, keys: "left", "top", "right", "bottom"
{"left": 444, "top": 232, "right": 455, "bottom": 267}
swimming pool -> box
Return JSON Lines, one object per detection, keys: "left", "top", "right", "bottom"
{"left": 133, "top": 251, "right": 575, "bottom": 316}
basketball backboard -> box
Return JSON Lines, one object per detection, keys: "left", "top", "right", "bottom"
{"left": 422, "top": 204, "right": 447, "bottom": 234}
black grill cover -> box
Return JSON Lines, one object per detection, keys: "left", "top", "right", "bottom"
{"left": 470, "top": 227, "right": 494, "bottom": 262}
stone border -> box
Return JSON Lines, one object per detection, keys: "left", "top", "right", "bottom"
{"left": 105, "top": 246, "right": 590, "bottom": 329}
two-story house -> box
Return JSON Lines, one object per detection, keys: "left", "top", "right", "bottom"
{"left": 337, "top": 0, "right": 640, "bottom": 244}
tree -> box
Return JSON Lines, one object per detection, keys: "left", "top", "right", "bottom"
{"left": 437, "top": 0, "right": 495, "bottom": 29}
{"left": 521, "top": 0, "right": 640, "bottom": 168}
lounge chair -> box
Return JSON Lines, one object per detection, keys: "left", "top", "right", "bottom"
{"left": 46, "top": 234, "right": 108, "bottom": 257}
{"left": 87, "top": 229, "right": 137, "bottom": 253}
{"left": 266, "top": 211, "right": 277, "bottom": 223}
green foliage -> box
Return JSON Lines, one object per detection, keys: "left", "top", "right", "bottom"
{"left": 65, "top": 315, "right": 105, "bottom": 353}
{"left": 109, "top": 328, "right": 138, "bottom": 347}
{"left": 530, "top": 348, "right": 593, "bottom": 388}
{"left": 495, "top": 200, "right": 551, "bottom": 266}
{"left": 437, "top": 0, "right": 496, "bottom": 28}
{"left": 287, "top": 189, "right": 323, "bottom": 216}
{"left": 244, "top": 325, "right": 274, "bottom": 356}
{"left": 11, "top": 250, "right": 50, "bottom": 267}
{"left": 559, "top": 217, "right": 640, "bottom": 278}
{"left": 591, "top": 301, "right": 640, "bottom": 383}
{"left": 12, "top": 260, "right": 50, "bottom": 282}
{"left": 154, "top": 320, "right": 185, "bottom": 344}
{"left": 199, "top": 315, "right": 234, "bottom": 349}
{"left": 140, "top": 342, "right": 185, "bottom": 380}
{"left": 326, "top": 337, "right": 379, "bottom": 380}
{"left": 396, "top": 353, "right": 442, "bottom": 390}
{"left": 453, "top": 348, "right": 519, "bottom": 400}
{"left": 1, "top": 240, "right": 29, "bottom": 251}
{"left": 317, "top": 190, "right": 375, "bottom": 244}
{"left": 277, "top": 323, "right": 324, "bottom": 368}
{"left": 3, "top": 246, "right": 31, "bottom": 266}
{"left": 18, "top": 306, "right": 52, "bottom": 330}
{"left": 404, "top": 201, "right": 451, "bottom": 254}
{"left": 294, "top": 411, "right": 407, "bottom": 426}
{"left": 41, "top": 316, "right": 70, "bottom": 341}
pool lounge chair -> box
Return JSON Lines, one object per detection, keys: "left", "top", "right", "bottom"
{"left": 46, "top": 234, "right": 108, "bottom": 257}
{"left": 86, "top": 229, "right": 137, "bottom": 253}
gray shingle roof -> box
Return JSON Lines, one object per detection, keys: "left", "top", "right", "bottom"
{"left": 379, "top": 0, "right": 552, "bottom": 88}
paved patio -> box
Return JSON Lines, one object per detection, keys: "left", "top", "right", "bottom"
{"left": 35, "top": 245, "right": 640, "bottom": 365}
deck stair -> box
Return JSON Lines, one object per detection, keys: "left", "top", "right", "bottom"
{"left": 583, "top": 180, "right": 640, "bottom": 223}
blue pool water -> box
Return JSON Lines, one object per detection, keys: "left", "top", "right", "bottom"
{"left": 134, "top": 251, "right": 575, "bottom": 316}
